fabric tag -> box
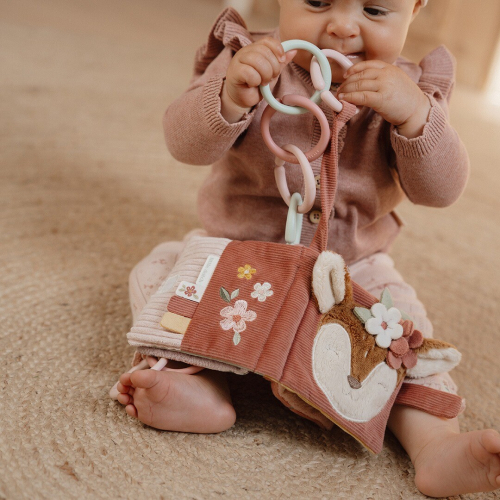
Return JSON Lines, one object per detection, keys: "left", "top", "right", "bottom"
{"left": 196, "top": 254, "right": 220, "bottom": 288}
{"left": 160, "top": 312, "right": 191, "bottom": 334}
{"left": 157, "top": 274, "right": 179, "bottom": 294}
{"left": 175, "top": 281, "right": 203, "bottom": 303}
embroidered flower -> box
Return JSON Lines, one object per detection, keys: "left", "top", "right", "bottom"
{"left": 220, "top": 300, "right": 257, "bottom": 334}
{"left": 184, "top": 286, "right": 197, "bottom": 297}
{"left": 178, "top": 282, "right": 200, "bottom": 300}
{"left": 237, "top": 264, "right": 256, "bottom": 280}
{"left": 251, "top": 282, "right": 273, "bottom": 302}
{"left": 365, "top": 302, "right": 403, "bottom": 348}
{"left": 386, "top": 320, "right": 424, "bottom": 370}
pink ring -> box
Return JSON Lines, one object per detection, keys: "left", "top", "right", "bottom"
{"left": 147, "top": 356, "right": 205, "bottom": 374}
{"left": 274, "top": 144, "right": 317, "bottom": 214}
{"left": 261, "top": 94, "right": 330, "bottom": 163}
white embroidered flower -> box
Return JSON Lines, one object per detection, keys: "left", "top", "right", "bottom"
{"left": 365, "top": 303, "right": 403, "bottom": 348}
{"left": 220, "top": 300, "right": 257, "bottom": 333}
{"left": 251, "top": 282, "right": 274, "bottom": 302}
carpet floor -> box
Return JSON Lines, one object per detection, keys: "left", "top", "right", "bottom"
{"left": 1, "top": 1, "right": 499, "bottom": 498}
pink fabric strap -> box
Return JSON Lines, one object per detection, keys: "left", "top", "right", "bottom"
{"left": 310, "top": 102, "right": 358, "bottom": 253}
{"left": 395, "top": 383, "right": 463, "bottom": 419}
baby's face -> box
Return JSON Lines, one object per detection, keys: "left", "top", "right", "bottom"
{"left": 278, "top": 0, "right": 421, "bottom": 82}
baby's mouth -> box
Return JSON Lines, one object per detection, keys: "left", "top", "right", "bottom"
{"left": 343, "top": 52, "right": 364, "bottom": 61}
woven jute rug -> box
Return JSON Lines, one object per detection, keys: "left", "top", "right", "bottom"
{"left": 1, "top": 1, "right": 499, "bottom": 498}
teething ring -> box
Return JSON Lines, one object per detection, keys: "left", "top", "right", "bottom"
{"left": 148, "top": 357, "right": 205, "bottom": 374}
{"left": 310, "top": 49, "right": 353, "bottom": 113}
{"left": 285, "top": 193, "right": 304, "bottom": 245}
{"left": 261, "top": 94, "right": 330, "bottom": 163}
{"left": 274, "top": 144, "right": 316, "bottom": 214}
{"left": 260, "top": 39, "right": 332, "bottom": 115}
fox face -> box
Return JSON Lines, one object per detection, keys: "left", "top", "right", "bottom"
{"left": 310, "top": 251, "right": 461, "bottom": 422}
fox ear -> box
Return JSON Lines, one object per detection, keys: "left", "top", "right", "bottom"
{"left": 406, "top": 339, "right": 461, "bottom": 378}
{"left": 312, "top": 251, "right": 346, "bottom": 313}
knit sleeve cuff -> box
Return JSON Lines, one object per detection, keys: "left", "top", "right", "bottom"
{"left": 203, "top": 76, "right": 256, "bottom": 138}
{"left": 390, "top": 95, "right": 448, "bottom": 158}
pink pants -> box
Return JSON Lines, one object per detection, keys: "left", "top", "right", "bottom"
{"left": 128, "top": 230, "right": 459, "bottom": 397}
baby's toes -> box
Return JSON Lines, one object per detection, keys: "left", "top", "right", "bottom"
{"left": 119, "top": 372, "right": 133, "bottom": 388}
{"left": 481, "top": 429, "right": 500, "bottom": 454}
{"left": 117, "top": 392, "right": 133, "bottom": 406}
{"left": 125, "top": 404, "right": 138, "bottom": 418}
{"left": 117, "top": 381, "right": 130, "bottom": 394}
{"left": 130, "top": 369, "right": 162, "bottom": 390}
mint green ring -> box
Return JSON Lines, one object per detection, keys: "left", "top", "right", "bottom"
{"left": 260, "top": 40, "right": 332, "bottom": 115}
{"left": 285, "top": 193, "right": 304, "bottom": 245}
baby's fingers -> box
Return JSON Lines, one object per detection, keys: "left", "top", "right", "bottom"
{"left": 238, "top": 52, "right": 275, "bottom": 85}
{"left": 343, "top": 59, "right": 387, "bottom": 78}
{"left": 337, "top": 79, "right": 379, "bottom": 96}
{"left": 259, "top": 37, "right": 286, "bottom": 64}
{"left": 337, "top": 90, "right": 382, "bottom": 109}
{"left": 237, "top": 63, "right": 267, "bottom": 88}
{"left": 258, "top": 39, "right": 296, "bottom": 68}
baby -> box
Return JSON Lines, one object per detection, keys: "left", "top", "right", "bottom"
{"left": 116, "top": 0, "right": 500, "bottom": 496}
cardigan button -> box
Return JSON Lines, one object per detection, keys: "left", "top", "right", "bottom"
{"left": 309, "top": 210, "right": 322, "bottom": 224}
{"left": 314, "top": 175, "right": 321, "bottom": 189}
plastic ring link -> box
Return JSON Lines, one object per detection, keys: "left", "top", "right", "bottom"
{"left": 259, "top": 39, "right": 332, "bottom": 115}
{"left": 274, "top": 144, "right": 316, "bottom": 215}
{"left": 310, "top": 49, "right": 354, "bottom": 113}
{"left": 285, "top": 193, "right": 304, "bottom": 246}
{"left": 261, "top": 93, "right": 330, "bottom": 163}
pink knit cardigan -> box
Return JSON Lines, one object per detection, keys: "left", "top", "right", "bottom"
{"left": 163, "top": 8, "right": 470, "bottom": 265}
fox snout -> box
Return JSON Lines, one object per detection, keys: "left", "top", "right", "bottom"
{"left": 347, "top": 375, "right": 361, "bottom": 389}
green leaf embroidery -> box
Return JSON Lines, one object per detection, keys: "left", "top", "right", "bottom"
{"left": 401, "top": 310, "right": 413, "bottom": 322}
{"left": 353, "top": 307, "right": 373, "bottom": 324}
{"left": 193, "top": 294, "right": 199, "bottom": 301}
{"left": 233, "top": 331, "right": 241, "bottom": 345}
{"left": 230, "top": 289, "right": 240, "bottom": 300}
{"left": 219, "top": 287, "right": 231, "bottom": 303}
{"left": 380, "top": 288, "right": 394, "bottom": 309}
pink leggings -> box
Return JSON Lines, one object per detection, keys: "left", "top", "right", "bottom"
{"left": 129, "top": 231, "right": 459, "bottom": 397}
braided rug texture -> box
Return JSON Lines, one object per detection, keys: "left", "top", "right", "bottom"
{"left": 0, "top": 1, "right": 499, "bottom": 499}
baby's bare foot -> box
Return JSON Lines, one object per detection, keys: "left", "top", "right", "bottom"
{"left": 414, "top": 428, "right": 500, "bottom": 497}
{"left": 117, "top": 368, "right": 236, "bottom": 433}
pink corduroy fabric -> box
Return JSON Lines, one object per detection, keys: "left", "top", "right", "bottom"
{"left": 163, "top": 8, "right": 469, "bottom": 266}
{"left": 128, "top": 232, "right": 461, "bottom": 404}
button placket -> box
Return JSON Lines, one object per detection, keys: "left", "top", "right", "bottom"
{"left": 309, "top": 210, "right": 322, "bottom": 224}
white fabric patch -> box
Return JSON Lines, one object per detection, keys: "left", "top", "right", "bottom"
{"left": 175, "top": 281, "right": 203, "bottom": 303}
{"left": 157, "top": 274, "right": 179, "bottom": 294}
{"left": 196, "top": 254, "right": 220, "bottom": 288}
{"left": 312, "top": 323, "right": 398, "bottom": 422}
{"left": 312, "top": 252, "right": 346, "bottom": 313}
{"left": 406, "top": 347, "right": 462, "bottom": 379}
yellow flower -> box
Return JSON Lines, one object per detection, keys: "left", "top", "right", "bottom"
{"left": 237, "top": 264, "right": 256, "bottom": 280}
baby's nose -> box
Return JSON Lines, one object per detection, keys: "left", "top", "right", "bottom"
{"left": 326, "top": 19, "right": 359, "bottom": 39}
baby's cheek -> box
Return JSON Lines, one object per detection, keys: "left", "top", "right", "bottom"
{"left": 364, "top": 31, "right": 406, "bottom": 64}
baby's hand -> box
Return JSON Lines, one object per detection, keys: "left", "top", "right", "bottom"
{"left": 221, "top": 38, "right": 296, "bottom": 123}
{"left": 337, "top": 61, "right": 431, "bottom": 138}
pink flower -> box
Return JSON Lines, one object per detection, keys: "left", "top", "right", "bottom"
{"left": 386, "top": 320, "right": 424, "bottom": 370}
{"left": 184, "top": 286, "right": 197, "bottom": 297}
{"left": 219, "top": 300, "right": 257, "bottom": 333}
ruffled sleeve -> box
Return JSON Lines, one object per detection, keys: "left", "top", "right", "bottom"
{"left": 164, "top": 8, "right": 260, "bottom": 166}
{"left": 389, "top": 46, "right": 470, "bottom": 207}
{"left": 193, "top": 8, "right": 254, "bottom": 78}
{"left": 417, "top": 45, "right": 456, "bottom": 102}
